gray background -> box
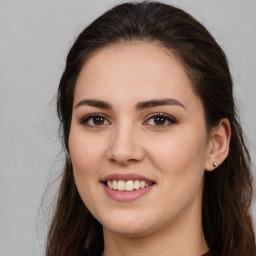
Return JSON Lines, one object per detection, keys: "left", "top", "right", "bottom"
{"left": 0, "top": 0, "right": 255, "bottom": 255}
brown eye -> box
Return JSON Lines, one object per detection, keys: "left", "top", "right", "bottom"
{"left": 144, "top": 113, "right": 177, "bottom": 127}
{"left": 81, "top": 114, "right": 110, "bottom": 127}
{"left": 153, "top": 116, "right": 166, "bottom": 126}
{"left": 93, "top": 116, "right": 105, "bottom": 125}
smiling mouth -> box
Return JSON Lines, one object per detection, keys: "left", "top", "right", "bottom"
{"left": 105, "top": 180, "right": 153, "bottom": 192}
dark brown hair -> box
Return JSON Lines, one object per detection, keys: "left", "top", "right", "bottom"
{"left": 46, "top": 1, "right": 256, "bottom": 255}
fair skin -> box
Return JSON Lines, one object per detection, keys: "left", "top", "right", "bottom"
{"left": 69, "top": 42, "right": 230, "bottom": 256}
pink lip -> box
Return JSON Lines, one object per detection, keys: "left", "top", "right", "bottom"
{"left": 102, "top": 183, "right": 155, "bottom": 202}
{"left": 101, "top": 173, "right": 156, "bottom": 202}
{"left": 101, "top": 173, "right": 155, "bottom": 183}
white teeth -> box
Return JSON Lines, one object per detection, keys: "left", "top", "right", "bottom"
{"left": 117, "top": 180, "right": 125, "bottom": 191}
{"left": 107, "top": 180, "right": 113, "bottom": 189}
{"left": 125, "top": 180, "right": 133, "bottom": 191}
{"left": 112, "top": 180, "right": 118, "bottom": 190}
{"left": 106, "top": 180, "right": 152, "bottom": 191}
{"left": 134, "top": 180, "right": 140, "bottom": 189}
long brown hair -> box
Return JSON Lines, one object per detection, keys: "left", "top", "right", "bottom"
{"left": 46, "top": 1, "right": 256, "bottom": 255}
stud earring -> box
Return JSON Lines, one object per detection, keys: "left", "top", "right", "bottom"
{"left": 213, "top": 162, "right": 218, "bottom": 168}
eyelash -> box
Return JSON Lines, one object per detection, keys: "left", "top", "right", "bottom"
{"left": 80, "top": 113, "right": 178, "bottom": 127}
{"left": 80, "top": 113, "right": 111, "bottom": 127}
{"left": 143, "top": 113, "right": 178, "bottom": 127}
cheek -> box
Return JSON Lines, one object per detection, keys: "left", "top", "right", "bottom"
{"left": 147, "top": 132, "right": 208, "bottom": 218}
{"left": 69, "top": 127, "right": 106, "bottom": 176}
{"left": 68, "top": 126, "right": 106, "bottom": 211}
{"left": 155, "top": 140, "right": 206, "bottom": 172}
{"left": 68, "top": 130, "right": 109, "bottom": 214}
{"left": 155, "top": 125, "right": 208, "bottom": 166}
{"left": 147, "top": 127, "right": 208, "bottom": 190}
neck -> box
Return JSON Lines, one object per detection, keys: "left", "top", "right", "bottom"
{"left": 102, "top": 205, "right": 209, "bottom": 256}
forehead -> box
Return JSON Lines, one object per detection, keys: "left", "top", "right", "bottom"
{"left": 82, "top": 41, "right": 184, "bottom": 72}
{"left": 74, "top": 42, "right": 202, "bottom": 112}
{"left": 76, "top": 42, "right": 189, "bottom": 88}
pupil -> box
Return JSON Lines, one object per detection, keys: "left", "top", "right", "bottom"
{"left": 154, "top": 117, "right": 165, "bottom": 125}
{"left": 93, "top": 117, "right": 104, "bottom": 125}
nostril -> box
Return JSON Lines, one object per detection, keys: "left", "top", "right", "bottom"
{"left": 106, "top": 133, "right": 145, "bottom": 164}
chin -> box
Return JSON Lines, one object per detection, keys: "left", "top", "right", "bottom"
{"left": 104, "top": 223, "right": 151, "bottom": 237}
{"left": 100, "top": 211, "right": 154, "bottom": 237}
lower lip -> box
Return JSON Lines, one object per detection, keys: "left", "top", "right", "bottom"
{"left": 102, "top": 184, "right": 154, "bottom": 202}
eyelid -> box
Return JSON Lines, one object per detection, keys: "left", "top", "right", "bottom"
{"left": 80, "top": 113, "right": 111, "bottom": 126}
{"left": 143, "top": 112, "right": 178, "bottom": 126}
{"left": 79, "top": 112, "right": 177, "bottom": 127}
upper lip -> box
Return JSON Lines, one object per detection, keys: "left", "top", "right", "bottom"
{"left": 101, "top": 173, "right": 155, "bottom": 183}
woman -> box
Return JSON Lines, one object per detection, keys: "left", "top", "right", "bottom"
{"left": 46, "top": 1, "right": 256, "bottom": 255}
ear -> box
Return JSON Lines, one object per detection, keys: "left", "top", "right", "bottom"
{"left": 205, "top": 118, "right": 231, "bottom": 171}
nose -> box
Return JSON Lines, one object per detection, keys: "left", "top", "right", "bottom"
{"left": 107, "top": 124, "right": 145, "bottom": 165}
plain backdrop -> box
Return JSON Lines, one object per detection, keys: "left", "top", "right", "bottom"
{"left": 0, "top": 0, "right": 256, "bottom": 255}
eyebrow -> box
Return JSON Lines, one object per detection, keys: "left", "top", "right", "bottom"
{"left": 75, "top": 99, "right": 112, "bottom": 109}
{"left": 136, "top": 98, "right": 185, "bottom": 110}
{"left": 74, "top": 98, "right": 185, "bottom": 110}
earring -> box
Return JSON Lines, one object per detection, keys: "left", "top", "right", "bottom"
{"left": 213, "top": 162, "right": 218, "bottom": 168}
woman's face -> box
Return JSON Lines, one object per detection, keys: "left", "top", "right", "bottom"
{"left": 69, "top": 42, "right": 212, "bottom": 237}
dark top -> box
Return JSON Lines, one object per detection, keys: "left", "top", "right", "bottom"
{"left": 202, "top": 251, "right": 217, "bottom": 256}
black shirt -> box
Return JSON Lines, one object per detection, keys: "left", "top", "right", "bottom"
{"left": 202, "top": 251, "right": 217, "bottom": 256}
